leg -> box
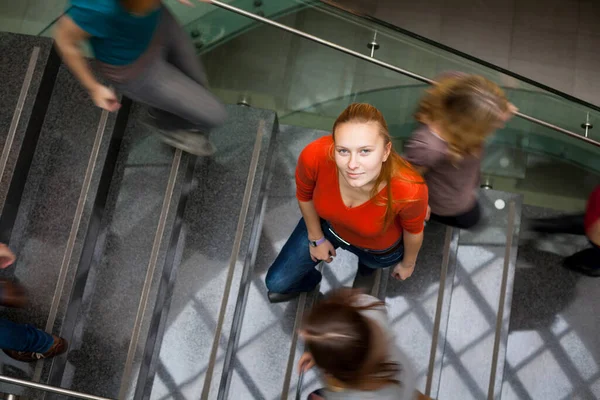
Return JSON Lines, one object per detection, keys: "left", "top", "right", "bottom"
{"left": 116, "top": 59, "right": 226, "bottom": 133}
{"left": 528, "top": 213, "right": 586, "bottom": 235}
{"left": 265, "top": 219, "right": 326, "bottom": 295}
{"left": 563, "top": 243, "right": 600, "bottom": 277}
{"left": 160, "top": 7, "right": 209, "bottom": 87}
{"left": 0, "top": 279, "right": 27, "bottom": 308}
{"left": 351, "top": 243, "right": 404, "bottom": 291}
{"left": 430, "top": 202, "right": 481, "bottom": 230}
{"left": 0, "top": 318, "right": 53, "bottom": 353}
{"left": 352, "top": 260, "right": 378, "bottom": 292}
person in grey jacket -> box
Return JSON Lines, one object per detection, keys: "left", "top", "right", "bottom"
{"left": 297, "top": 288, "right": 428, "bottom": 400}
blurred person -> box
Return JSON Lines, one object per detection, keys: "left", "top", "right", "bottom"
{"left": 265, "top": 104, "right": 429, "bottom": 304}
{"left": 404, "top": 73, "right": 516, "bottom": 229}
{"left": 529, "top": 185, "right": 600, "bottom": 277}
{"left": 54, "top": 0, "right": 226, "bottom": 156}
{"left": 0, "top": 244, "right": 68, "bottom": 362}
{"left": 298, "top": 288, "right": 430, "bottom": 400}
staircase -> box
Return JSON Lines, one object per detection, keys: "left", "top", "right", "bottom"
{"left": 1, "top": 0, "right": 600, "bottom": 397}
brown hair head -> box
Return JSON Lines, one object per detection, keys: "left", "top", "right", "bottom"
{"left": 301, "top": 289, "right": 400, "bottom": 390}
{"left": 332, "top": 103, "right": 423, "bottom": 228}
{"left": 415, "top": 74, "right": 509, "bottom": 162}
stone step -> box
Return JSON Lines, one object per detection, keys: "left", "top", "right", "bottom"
{"left": 0, "top": 47, "right": 124, "bottom": 399}
{"left": 434, "top": 190, "right": 522, "bottom": 400}
{"left": 143, "top": 106, "right": 278, "bottom": 400}
{"left": 45, "top": 103, "right": 190, "bottom": 400}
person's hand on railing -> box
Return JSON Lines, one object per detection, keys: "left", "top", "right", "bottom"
{"left": 298, "top": 352, "right": 315, "bottom": 373}
{"left": 0, "top": 243, "right": 16, "bottom": 269}
{"left": 504, "top": 103, "right": 518, "bottom": 122}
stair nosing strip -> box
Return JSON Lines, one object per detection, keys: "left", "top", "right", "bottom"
{"left": 0, "top": 46, "right": 40, "bottom": 215}
{"left": 216, "top": 118, "right": 279, "bottom": 400}
{"left": 284, "top": 264, "right": 324, "bottom": 400}
{"left": 282, "top": 291, "right": 308, "bottom": 400}
{"left": 34, "top": 108, "right": 110, "bottom": 382}
{"left": 201, "top": 120, "right": 266, "bottom": 399}
{"left": 425, "top": 225, "right": 455, "bottom": 396}
{"left": 118, "top": 148, "right": 183, "bottom": 400}
{"left": 487, "top": 200, "right": 517, "bottom": 400}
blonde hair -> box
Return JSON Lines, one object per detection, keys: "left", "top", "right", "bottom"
{"left": 415, "top": 74, "right": 509, "bottom": 162}
{"left": 332, "top": 103, "right": 423, "bottom": 229}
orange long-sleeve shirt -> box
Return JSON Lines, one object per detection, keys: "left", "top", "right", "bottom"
{"left": 295, "top": 136, "right": 428, "bottom": 250}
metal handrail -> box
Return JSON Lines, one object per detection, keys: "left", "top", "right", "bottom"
{"left": 208, "top": 0, "right": 600, "bottom": 149}
{"left": 0, "top": 375, "right": 113, "bottom": 400}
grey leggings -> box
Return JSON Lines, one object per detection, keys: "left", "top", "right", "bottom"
{"left": 110, "top": 8, "right": 226, "bottom": 133}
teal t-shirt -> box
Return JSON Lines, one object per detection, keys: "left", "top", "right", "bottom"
{"left": 67, "top": 0, "right": 161, "bottom": 66}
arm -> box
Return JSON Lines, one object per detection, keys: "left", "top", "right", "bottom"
{"left": 54, "top": 16, "right": 120, "bottom": 111}
{"left": 298, "top": 200, "right": 324, "bottom": 242}
{"left": 402, "top": 230, "right": 423, "bottom": 266}
{"left": 391, "top": 182, "right": 428, "bottom": 281}
{"left": 392, "top": 231, "right": 423, "bottom": 281}
{"left": 298, "top": 200, "right": 336, "bottom": 263}
{"left": 295, "top": 139, "right": 336, "bottom": 263}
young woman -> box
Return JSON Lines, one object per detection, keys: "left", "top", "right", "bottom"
{"left": 265, "top": 103, "right": 428, "bottom": 303}
{"left": 404, "top": 73, "right": 516, "bottom": 229}
{"left": 54, "top": 0, "right": 226, "bottom": 156}
{"left": 297, "top": 288, "right": 418, "bottom": 400}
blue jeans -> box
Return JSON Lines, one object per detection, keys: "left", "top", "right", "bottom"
{"left": 265, "top": 218, "right": 404, "bottom": 294}
{"left": 0, "top": 318, "right": 54, "bottom": 353}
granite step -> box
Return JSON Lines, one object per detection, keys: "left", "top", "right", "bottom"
{"left": 433, "top": 190, "right": 522, "bottom": 400}
{"left": 0, "top": 33, "right": 58, "bottom": 227}
{"left": 44, "top": 103, "right": 190, "bottom": 400}
{"left": 137, "top": 106, "right": 279, "bottom": 400}
{"left": 0, "top": 54, "right": 125, "bottom": 400}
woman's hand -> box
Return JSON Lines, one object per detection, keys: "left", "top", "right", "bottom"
{"left": 503, "top": 103, "right": 518, "bottom": 122}
{"left": 392, "top": 261, "right": 415, "bottom": 281}
{"left": 309, "top": 239, "right": 336, "bottom": 263}
{"left": 298, "top": 352, "right": 315, "bottom": 373}
{"left": 0, "top": 244, "right": 16, "bottom": 269}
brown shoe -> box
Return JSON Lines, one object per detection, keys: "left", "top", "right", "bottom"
{"left": 3, "top": 335, "right": 68, "bottom": 362}
{"left": 0, "top": 279, "right": 28, "bottom": 308}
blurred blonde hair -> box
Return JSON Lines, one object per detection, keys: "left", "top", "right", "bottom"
{"left": 415, "top": 74, "right": 509, "bottom": 163}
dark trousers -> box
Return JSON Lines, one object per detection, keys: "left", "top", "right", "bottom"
{"left": 430, "top": 201, "right": 481, "bottom": 230}
{"left": 529, "top": 213, "right": 599, "bottom": 274}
